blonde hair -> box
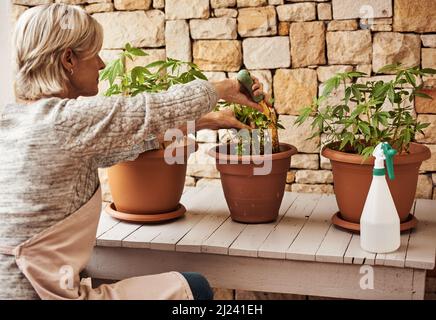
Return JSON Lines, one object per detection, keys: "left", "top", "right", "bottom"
{"left": 13, "top": 3, "right": 103, "bottom": 100}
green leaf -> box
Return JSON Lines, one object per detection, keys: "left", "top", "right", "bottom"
{"left": 127, "top": 47, "right": 148, "bottom": 57}
{"left": 351, "top": 85, "right": 362, "bottom": 102}
{"left": 404, "top": 72, "right": 416, "bottom": 87}
{"left": 377, "top": 63, "right": 400, "bottom": 74}
{"left": 421, "top": 68, "right": 436, "bottom": 75}
{"left": 414, "top": 92, "right": 433, "bottom": 99}
{"left": 358, "top": 122, "right": 371, "bottom": 136}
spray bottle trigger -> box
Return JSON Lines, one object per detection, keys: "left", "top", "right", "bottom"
{"left": 381, "top": 143, "right": 397, "bottom": 180}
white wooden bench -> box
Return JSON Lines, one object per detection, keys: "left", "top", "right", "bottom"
{"left": 86, "top": 185, "right": 436, "bottom": 300}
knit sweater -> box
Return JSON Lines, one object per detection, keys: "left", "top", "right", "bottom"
{"left": 0, "top": 80, "right": 217, "bottom": 299}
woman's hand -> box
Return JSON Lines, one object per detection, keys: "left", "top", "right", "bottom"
{"left": 196, "top": 109, "right": 251, "bottom": 131}
{"left": 211, "top": 78, "right": 264, "bottom": 112}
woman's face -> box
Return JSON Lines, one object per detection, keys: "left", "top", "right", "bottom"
{"left": 69, "top": 51, "right": 106, "bottom": 97}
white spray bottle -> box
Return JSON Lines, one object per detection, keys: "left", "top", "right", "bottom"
{"left": 360, "top": 142, "right": 400, "bottom": 253}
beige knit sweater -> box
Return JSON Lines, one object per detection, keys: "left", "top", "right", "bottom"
{"left": 0, "top": 80, "right": 217, "bottom": 299}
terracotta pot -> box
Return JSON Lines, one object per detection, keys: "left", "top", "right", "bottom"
{"left": 322, "top": 142, "right": 431, "bottom": 224}
{"left": 209, "top": 143, "right": 298, "bottom": 223}
{"left": 108, "top": 139, "right": 198, "bottom": 215}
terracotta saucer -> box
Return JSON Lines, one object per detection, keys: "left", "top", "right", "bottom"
{"left": 332, "top": 211, "right": 418, "bottom": 233}
{"left": 105, "top": 203, "right": 186, "bottom": 223}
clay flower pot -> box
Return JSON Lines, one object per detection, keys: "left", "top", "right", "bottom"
{"left": 322, "top": 142, "right": 431, "bottom": 231}
{"left": 107, "top": 139, "right": 198, "bottom": 222}
{"left": 209, "top": 143, "right": 298, "bottom": 223}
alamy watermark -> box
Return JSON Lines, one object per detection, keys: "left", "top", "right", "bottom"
{"left": 163, "top": 121, "right": 274, "bottom": 176}
{"left": 359, "top": 265, "right": 374, "bottom": 290}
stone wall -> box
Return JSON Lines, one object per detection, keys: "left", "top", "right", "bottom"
{"left": 11, "top": 0, "right": 436, "bottom": 201}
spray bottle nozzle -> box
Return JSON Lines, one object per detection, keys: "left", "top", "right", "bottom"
{"left": 381, "top": 143, "right": 397, "bottom": 180}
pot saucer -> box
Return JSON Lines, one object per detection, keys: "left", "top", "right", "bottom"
{"left": 332, "top": 211, "right": 418, "bottom": 233}
{"left": 105, "top": 203, "right": 186, "bottom": 223}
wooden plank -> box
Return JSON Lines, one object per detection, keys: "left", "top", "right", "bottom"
{"left": 405, "top": 199, "right": 436, "bottom": 269}
{"left": 148, "top": 186, "right": 216, "bottom": 251}
{"left": 411, "top": 269, "right": 426, "bottom": 300}
{"left": 96, "top": 203, "right": 120, "bottom": 239}
{"left": 96, "top": 185, "right": 197, "bottom": 246}
{"left": 97, "top": 220, "right": 142, "bottom": 247}
{"left": 257, "top": 193, "right": 322, "bottom": 259}
{"left": 373, "top": 232, "right": 411, "bottom": 267}
{"left": 176, "top": 187, "right": 230, "bottom": 253}
{"left": 286, "top": 195, "right": 338, "bottom": 261}
{"left": 121, "top": 185, "right": 207, "bottom": 249}
{"left": 228, "top": 192, "right": 298, "bottom": 257}
{"left": 88, "top": 246, "right": 417, "bottom": 300}
{"left": 375, "top": 200, "right": 415, "bottom": 267}
{"left": 315, "top": 224, "right": 353, "bottom": 264}
{"left": 201, "top": 217, "right": 246, "bottom": 255}
{"left": 344, "top": 234, "right": 376, "bottom": 265}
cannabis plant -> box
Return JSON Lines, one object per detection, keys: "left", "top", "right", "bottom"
{"left": 295, "top": 64, "right": 435, "bottom": 158}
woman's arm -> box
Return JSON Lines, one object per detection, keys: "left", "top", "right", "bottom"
{"left": 51, "top": 80, "right": 218, "bottom": 168}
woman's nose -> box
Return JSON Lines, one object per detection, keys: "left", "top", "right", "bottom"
{"left": 98, "top": 55, "right": 106, "bottom": 70}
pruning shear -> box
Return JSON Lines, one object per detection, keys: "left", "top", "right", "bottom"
{"left": 236, "top": 69, "right": 280, "bottom": 153}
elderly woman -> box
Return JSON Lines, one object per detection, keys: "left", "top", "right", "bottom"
{"left": 0, "top": 4, "right": 264, "bottom": 300}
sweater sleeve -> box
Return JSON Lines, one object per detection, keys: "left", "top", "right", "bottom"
{"left": 51, "top": 80, "right": 218, "bottom": 168}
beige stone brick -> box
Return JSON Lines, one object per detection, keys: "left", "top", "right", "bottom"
{"left": 286, "top": 170, "right": 296, "bottom": 183}
{"left": 420, "top": 145, "right": 436, "bottom": 172}
{"left": 290, "top": 154, "right": 319, "bottom": 170}
{"left": 332, "top": 0, "right": 392, "bottom": 20}
{"left": 416, "top": 175, "right": 433, "bottom": 199}
{"left": 85, "top": 3, "right": 113, "bottom": 14}
{"left": 165, "top": 20, "right": 191, "bottom": 62}
{"left": 12, "top": 0, "right": 52, "bottom": 5}
{"left": 416, "top": 115, "right": 436, "bottom": 144}
{"left": 416, "top": 89, "right": 436, "bottom": 114}
{"left": 166, "top": 0, "right": 210, "bottom": 20}
{"left": 295, "top": 170, "right": 333, "bottom": 184}
{"left": 326, "top": 30, "right": 372, "bottom": 65}
{"left": 113, "top": 0, "right": 151, "bottom": 10}
{"left": 422, "top": 48, "right": 436, "bottom": 70}
{"left": 327, "top": 20, "right": 358, "bottom": 31}
{"left": 214, "top": 8, "right": 238, "bottom": 18}
{"left": 373, "top": 32, "right": 421, "bottom": 74}
{"left": 278, "top": 115, "right": 320, "bottom": 154}
{"left": 236, "top": 0, "right": 267, "bottom": 7}
{"left": 93, "top": 10, "right": 164, "bottom": 49}
{"left": 193, "top": 40, "right": 242, "bottom": 72}
{"left": 190, "top": 18, "right": 237, "bottom": 40}
{"left": 277, "top": 3, "right": 316, "bottom": 22}
{"left": 211, "top": 0, "right": 236, "bottom": 8}
{"left": 290, "top": 21, "right": 326, "bottom": 67}
{"left": 317, "top": 3, "right": 332, "bottom": 20}
{"left": 422, "top": 35, "right": 436, "bottom": 48}
{"left": 317, "top": 65, "right": 353, "bottom": 83}
{"left": 243, "top": 37, "right": 290, "bottom": 69}
{"left": 393, "top": 0, "right": 436, "bottom": 33}
{"left": 274, "top": 69, "right": 318, "bottom": 115}
{"left": 153, "top": 0, "right": 164, "bottom": 9}
{"left": 187, "top": 143, "right": 220, "bottom": 178}
{"left": 278, "top": 22, "right": 290, "bottom": 36}
{"left": 238, "top": 6, "right": 277, "bottom": 37}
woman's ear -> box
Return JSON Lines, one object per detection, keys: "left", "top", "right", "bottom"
{"left": 61, "top": 48, "right": 76, "bottom": 75}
